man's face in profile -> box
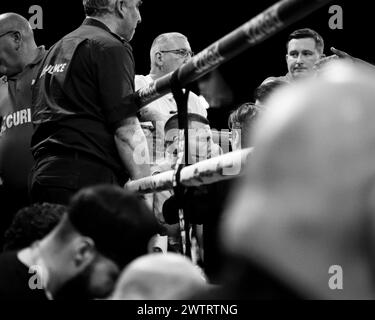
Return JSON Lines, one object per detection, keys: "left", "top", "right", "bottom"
{"left": 286, "top": 38, "right": 322, "bottom": 79}
{"left": 118, "top": 0, "right": 142, "bottom": 41}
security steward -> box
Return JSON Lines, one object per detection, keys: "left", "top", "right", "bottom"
{"left": 30, "top": 0, "right": 151, "bottom": 205}
{"left": 0, "top": 13, "right": 47, "bottom": 245}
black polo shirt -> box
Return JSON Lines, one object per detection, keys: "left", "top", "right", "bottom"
{"left": 31, "top": 18, "right": 137, "bottom": 179}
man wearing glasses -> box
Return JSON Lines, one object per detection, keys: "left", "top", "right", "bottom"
{"left": 135, "top": 32, "right": 208, "bottom": 163}
{"left": 0, "top": 13, "right": 46, "bottom": 246}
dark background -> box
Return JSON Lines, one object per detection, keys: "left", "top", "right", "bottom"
{"left": 1, "top": 0, "right": 370, "bottom": 128}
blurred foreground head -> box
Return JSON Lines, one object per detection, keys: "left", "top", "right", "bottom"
{"left": 222, "top": 61, "right": 375, "bottom": 299}
{"left": 111, "top": 253, "right": 206, "bottom": 300}
{"left": 46, "top": 185, "right": 162, "bottom": 299}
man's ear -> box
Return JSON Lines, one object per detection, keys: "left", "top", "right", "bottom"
{"left": 115, "top": 0, "right": 126, "bottom": 19}
{"left": 155, "top": 52, "right": 163, "bottom": 67}
{"left": 11, "top": 31, "right": 22, "bottom": 50}
{"left": 285, "top": 54, "right": 289, "bottom": 63}
{"left": 73, "top": 237, "right": 95, "bottom": 270}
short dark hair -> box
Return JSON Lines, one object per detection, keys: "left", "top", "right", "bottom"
{"left": 82, "top": 0, "right": 114, "bottom": 17}
{"left": 287, "top": 28, "right": 324, "bottom": 54}
{"left": 164, "top": 113, "right": 209, "bottom": 133}
{"left": 228, "top": 103, "right": 261, "bottom": 148}
{"left": 68, "top": 185, "right": 162, "bottom": 268}
{"left": 254, "top": 79, "right": 288, "bottom": 104}
{"left": 3, "top": 203, "right": 66, "bottom": 251}
{"left": 228, "top": 103, "right": 261, "bottom": 130}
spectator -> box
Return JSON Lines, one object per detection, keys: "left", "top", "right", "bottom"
{"left": 227, "top": 79, "right": 287, "bottom": 151}
{"left": 253, "top": 78, "right": 288, "bottom": 106}
{"left": 111, "top": 253, "right": 207, "bottom": 300}
{"left": 228, "top": 103, "right": 261, "bottom": 150}
{"left": 0, "top": 184, "right": 161, "bottom": 300}
{"left": 163, "top": 113, "right": 221, "bottom": 165}
{"left": 3, "top": 203, "right": 66, "bottom": 252}
{"left": 261, "top": 28, "right": 325, "bottom": 84}
{"left": 152, "top": 113, "right": 221, "bottom": 256}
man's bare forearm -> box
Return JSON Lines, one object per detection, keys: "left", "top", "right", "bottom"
{"left": 115, "top": 116, "right": 151, "bottom": 180}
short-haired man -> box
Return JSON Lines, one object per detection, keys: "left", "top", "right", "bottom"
{"left": 30, "top": 0, "right": 150, "bottom": 205}
{"left": 3, "top": 202, "right": 66, "bottom": 252}
{"left": 0, "top": 185, "right": 161, "bottom": 300}
{"left": 253, "top": 78, "right": 288, "bottom": 106}
{"left": 163, "top": 113, "right": 220, "bottom": 165}
{"left": 228, "top": 103, "right": 261, "bottom": 150}
{"left": 153, "top": 113, "right": 221, "bottom": 258}
{"left": 286, "top": 28, "right": 324, "bottom": 80}
{"left": 162, "top": 114, "right": 232, "bottom": 278}
{"left": 262, "top": 28, "right": 325, "bottom": 84}
{"left": 222, "top": 61, "right": 375, "bottom": 299}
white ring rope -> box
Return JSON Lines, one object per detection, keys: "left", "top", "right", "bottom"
{"left": 125, "top": 148, "right": 253, "bottom": 194}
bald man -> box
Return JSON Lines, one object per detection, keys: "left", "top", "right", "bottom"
{"left": 0, "top": 13, "right": 46, "bottom": 244}
{"left": 110, "top": 253, "right": 207, "bottom": 300}
{"left": 221, "top": 61, "right": 375, "bottom": 299}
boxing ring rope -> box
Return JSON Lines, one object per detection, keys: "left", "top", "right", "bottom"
{"left": 135, "top": 0, "right": 333, "bottom": 108}
{"left": 125, "top": 148, "right": 253, "bottom": 194}
{"left": 128, "top": 0, "right": 333, "bottom": 257}
{"left": 128, "top": 0, "right": 333, "bottom": 193}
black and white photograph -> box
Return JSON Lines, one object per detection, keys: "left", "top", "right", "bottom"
{"left": 0, "top": 0, "right": 374, "bottom": 310}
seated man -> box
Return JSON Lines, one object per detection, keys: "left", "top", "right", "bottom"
{"left": 162, "top": 113, "right": 221, "bottom": 166}
{"left": 153, "top": 113, "right": 221, "bottom": 256}
{"left": 110, "top": 253, "right": 207, "bottom": 300}
{"left": 0, "top": 185, "right": 161, "bottom": 300}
